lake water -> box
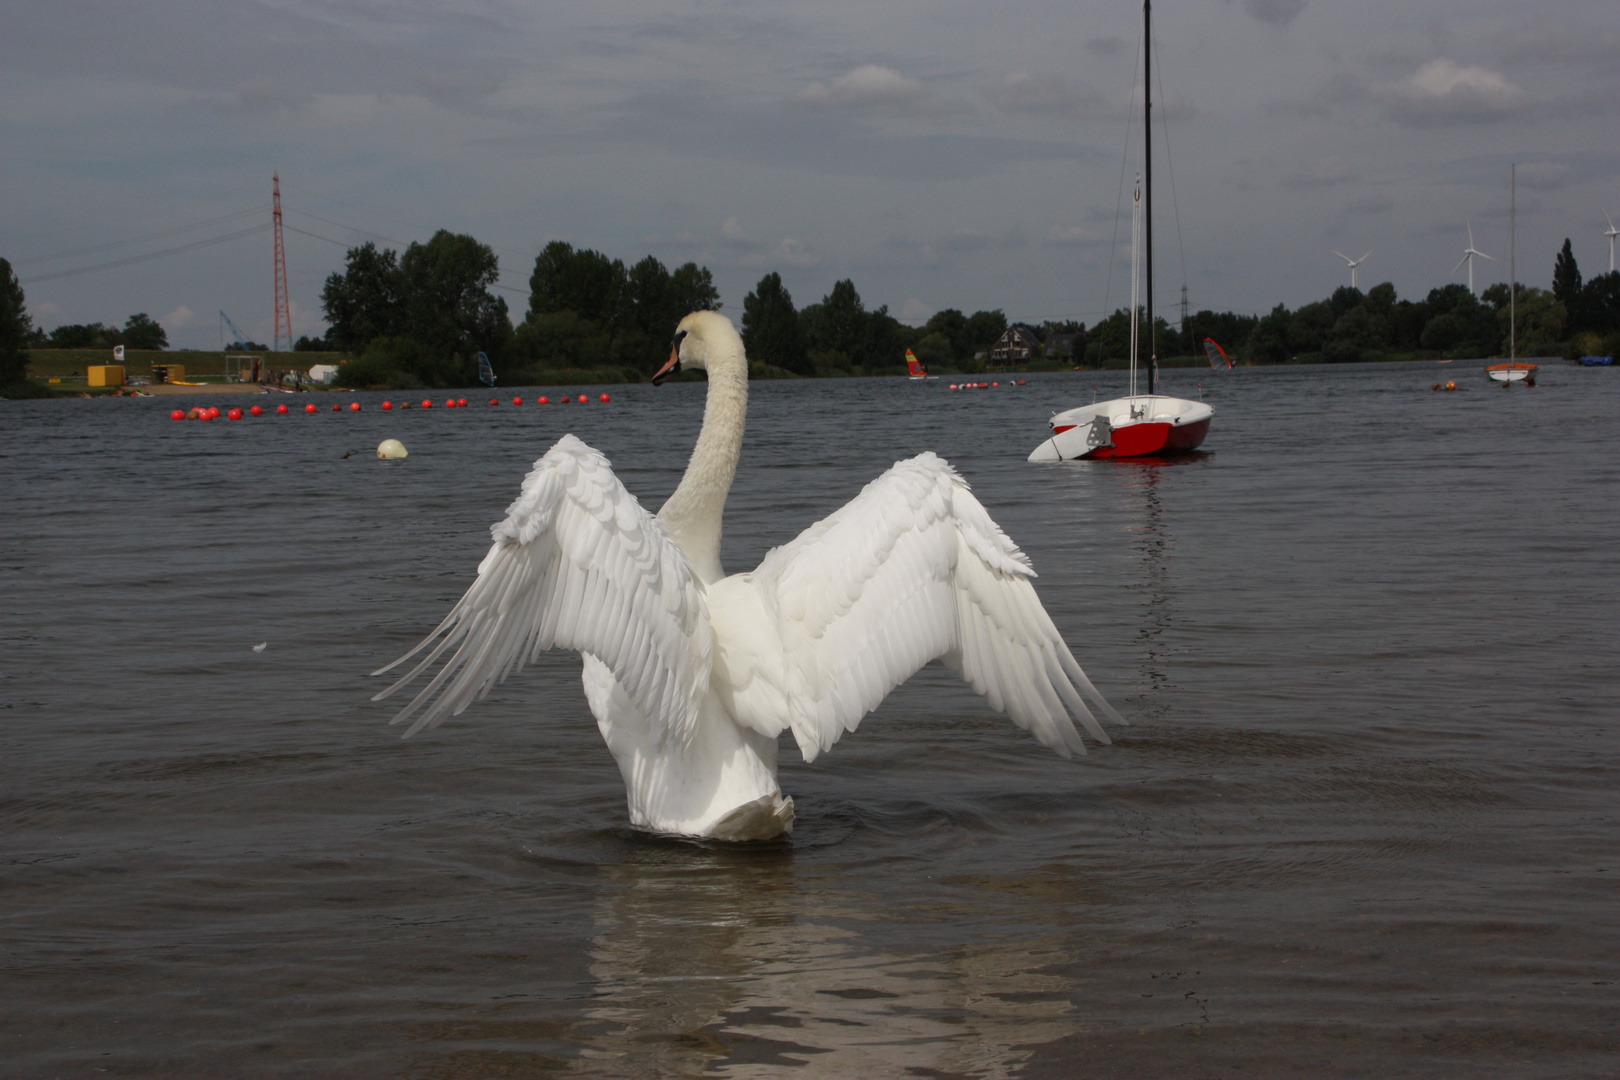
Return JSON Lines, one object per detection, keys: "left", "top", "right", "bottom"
{"left": 4, "top": 361, "right": 1617, "bottom": 1078}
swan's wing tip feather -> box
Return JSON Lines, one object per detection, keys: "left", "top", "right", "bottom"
{"left": 372, "top": 435, "right": 709, "bottom": 742}
{"left": 746, "top": 453, "right": 1119, "bottom": 762}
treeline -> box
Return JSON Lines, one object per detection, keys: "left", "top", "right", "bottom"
{"left": 1123, "top": 240, "right": 1620, "bottom": 366}
{"left": 322, "top": 231, "right": 1014, "bottom": 387}
{"left": 742, "top": 273, "right": 1007, "bottom": 376}
{"left": 24, "top": 313, "right": 169, "bottom": 351}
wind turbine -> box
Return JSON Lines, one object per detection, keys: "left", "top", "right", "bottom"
{"left": 1332, "top": 250, "right": 1372, "bottom": 290}
{"left": 1452, "top": 220, "right": 1496, "bottom": 295}
{"left": 1604, "top": 207, "right": 1618, "bottom": 274}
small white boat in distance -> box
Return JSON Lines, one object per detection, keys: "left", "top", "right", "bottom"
{"left": 1029, "top": 395, "right": 1213, "bottom": 461}
{"left": 1486, "top": 362, "right": 1537, "bottom": 386}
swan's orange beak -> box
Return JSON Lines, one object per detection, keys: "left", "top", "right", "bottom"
{"left": 652, "top": 332, "right": 685, "bottom": 385}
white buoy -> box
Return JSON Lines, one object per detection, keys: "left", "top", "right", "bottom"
{"left": 377, "top": 439, "right": 408, "bottom": 460}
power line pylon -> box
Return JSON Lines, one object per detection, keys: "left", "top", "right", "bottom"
{"left": 272, "top": 173, "right": 291, "bottom": 352}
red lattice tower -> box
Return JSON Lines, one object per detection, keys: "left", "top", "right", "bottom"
{"left": 272, "top": 172, "right": 291, "bottom": 351}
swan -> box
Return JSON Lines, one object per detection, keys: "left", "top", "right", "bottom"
{"left": 373, "top": 311, "right": 1123, "bottom": 841}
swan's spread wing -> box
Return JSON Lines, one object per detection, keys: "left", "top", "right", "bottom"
{"left": 372, "top": 434, "right": 711, "bottom": 740}
{"left": 737, "top": 453, "right": 1121, "bottom": 762}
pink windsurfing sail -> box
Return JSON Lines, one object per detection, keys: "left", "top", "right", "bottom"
{"left": 1203, "top": 338, "right": 1233, "bottom": 371}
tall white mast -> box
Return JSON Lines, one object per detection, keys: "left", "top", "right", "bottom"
{"left": 1129, "top": 176, "right": 1141, "bottom": 400}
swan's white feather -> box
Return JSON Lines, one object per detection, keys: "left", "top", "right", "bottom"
{"left": 372, "top": 434, "right": 711, "bottom": 742}
{"left": 714, "top": 453, "right": 1123, "bottom": 763}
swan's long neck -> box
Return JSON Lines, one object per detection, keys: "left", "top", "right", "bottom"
{"left": 657, "top": 342, "right": 747, "bottom": 586}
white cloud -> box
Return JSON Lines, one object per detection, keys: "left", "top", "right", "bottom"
{"left": 792, "top": 65, "right": 925, "bottom": 108}
{"left": 1381, "top": 59, "right": 1525, "bottom": 126}
{"left": 163, "top": 304, "right": 196, "bottom": 329}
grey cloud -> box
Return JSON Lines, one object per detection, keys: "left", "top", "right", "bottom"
{"left": 985, "top": 72, "right": 1107, "bottom": 117}
{"left": 197, "top": 81, "right": 317, "bottom": 114}
{"left": 1516, "top": 162, "right": 1573, "bottom": 191}
{"left": 1043, "top": 225, "right": 1107, "bottom": 248}
{"left": 1345, "top": 194, "right": 1396, "bottom": 216}
{"left": 1245, "top": 0, "right": 1306, "bottom": 27}
{"left": 1281, "top": 156, "right": 1356, "bottom": 190}
{"left": 1084, "top": 36, "right": 1125, "bottom": 56}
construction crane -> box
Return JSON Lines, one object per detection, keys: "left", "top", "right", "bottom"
{"left": 220, "top": 310, "right": 252, "bottom": 350}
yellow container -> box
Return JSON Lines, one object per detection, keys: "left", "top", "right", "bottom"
{"left": 87, "top": 365, "right": 126, "bottom": 387}
{"left": 150, "top": 364, "right": 184, "bottom": 384}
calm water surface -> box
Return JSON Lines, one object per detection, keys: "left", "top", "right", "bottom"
{"left": 3, "top": 362, "right": 1617, "bottom": 1078}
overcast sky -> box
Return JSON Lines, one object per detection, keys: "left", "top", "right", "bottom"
{"left": 4, "top": 0, "right": 1617, "bottom": 350}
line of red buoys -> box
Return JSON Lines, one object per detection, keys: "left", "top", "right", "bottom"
{"left": 173, "top": 392, "right": 623, "bottom": 423}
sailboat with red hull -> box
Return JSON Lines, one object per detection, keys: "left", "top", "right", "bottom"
{"left": 1030, "top": 0, "right": 1213, "bottom": 463}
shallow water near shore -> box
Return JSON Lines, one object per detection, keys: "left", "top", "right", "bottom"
{"left": 4, "top": 361, "right": 1618, "bottom": 1078}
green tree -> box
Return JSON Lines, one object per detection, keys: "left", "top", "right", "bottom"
{"left": 0, "top": 258, "right": 32, "bottom": 387}
{"left": 1288, "top": 300, "right": 1334, "bottom": 354}
{"left": 911, "top": 331, "right": 953, "bottom": 369}
{"left": 964, "top": 309, "right": 1008, "bottom": 359}
{"left": 923, "top": 309, "right": 969, "bottom": 360}
{"left": 1245, "top": 304, "right": 1293, "bottom": 364}
{"left": 48, "top": 322, "right": 118, "bottom": 349}
{"left": 394, "top": 230, "right": 512, "bottom": 382}
{"left": 669, "top": 262, "right": 721, "bottom": 318}
{"left": 801, "top": 279, "right": 867, "bottom": 359}
{"left": 1553, "top": 239, "right": 1582, "bottom": 306}
{"left": 1570, "top": 271, "right": 1620, "bottom": 336}
{"left": 511, "top": 311, "right": 614, "bottom": 371}
{"left": 1488, "top": 286, "right": 1566, "bottom": 356}
{"left": 321, "top": 242, "right": 402, "bottom": 353}
{"left": 1419, "top": 285, "right": 1499, "bottom": 357}
{"left": 742, "top": 272, "right": 809, "bottom": 374}
{"left": 122, "top": 313, "right": 168, "bottom": 350}
{"left": 527, "top": 241, "right": 624, "bottom": 328}
{"left": 1088, "top": 308, "right": 1135, "bottom": 364}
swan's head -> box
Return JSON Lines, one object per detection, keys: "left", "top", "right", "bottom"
{"left": 653, "top": 310, "right": 743, "bottom": 385}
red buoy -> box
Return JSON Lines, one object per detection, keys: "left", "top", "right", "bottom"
{"left": 350, "top": 402, "right": 361, "bottom": 412}
{"left": 331, "top": 403, "right": 341, "bottom": 411}
{"left": 599, "top": 393, "right": 610, "bottom": 402}
{"left": 489, "top": 398, "right": 498, "bottom": 406}
{"left": 577, "top": 394, "right": 587, "bottom": 403}
{"left": 208, "top": 406, "right": 221, "bottom": 418}
{"left": 443, "top": 399, "right": 455, "bottom": 409}
{"left": 228, "top": 407, "right": 244, "bottom": 420}
{"left": 422, "top": 399, "right": 432, "bottom": 408}
{"left": 277, "top": 403, "right": 289, "bottom": 414}
{"left": 250, "top": 404, "right": 263, "bottom": 416}
{"left": 382, "top": 401, "right": 393, "bottom": 410}
{"left": 171, "top": 409, "right": 185, "bottom": 421}
{"left": 457, "top": 398, "right": 467, "bottom": 407}
{"left": 305, "top": 403, "right": 318, "bottom": 413}
{"left": 512, "top": 397, "right": 523, "bottom": 405}
{"left": 538, "top": 395, "right": 549, "bottom": 404}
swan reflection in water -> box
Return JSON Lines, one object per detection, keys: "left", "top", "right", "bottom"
{"left": 571, "top": 842, "right": 1082, "bottom": 1078}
